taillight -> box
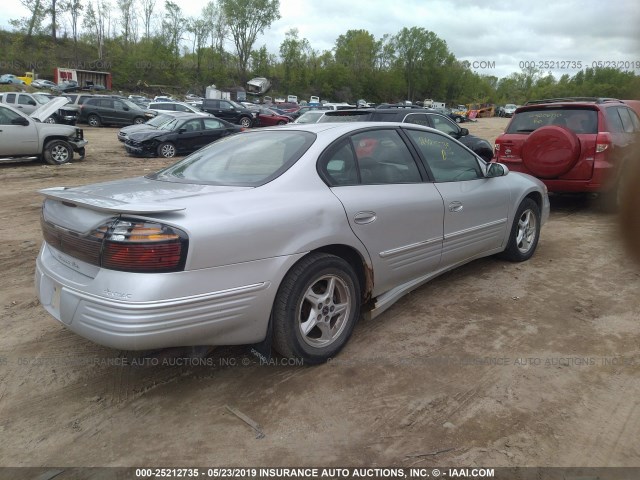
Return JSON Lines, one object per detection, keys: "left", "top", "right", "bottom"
{"left": 596, "top": 132, "right": 612, "bottom": 153}
{"left": 98, "top": 219, "right": 188, "bottom": 273}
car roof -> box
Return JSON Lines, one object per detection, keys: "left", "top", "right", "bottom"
{"left": 522, "top": 97, "right": 626, "bottom": 108}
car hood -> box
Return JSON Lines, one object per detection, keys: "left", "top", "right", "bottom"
{"left": 30, "top": 97, "right": 70, "bottom": 122}
{"left": 40, "top": 178, "right": 251, "bottom": 215}
{"left": 127, "top": 129, "right": 170, "bottom": 142}
{"left": 121, "top": 124, "right": 158, "bottom": 135}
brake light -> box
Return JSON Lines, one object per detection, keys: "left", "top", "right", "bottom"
{"left": 99, "top": 219, "right": 188, "bottom": 273}
{"left": 596, "top": 132, "right": 612, "bottom": 153}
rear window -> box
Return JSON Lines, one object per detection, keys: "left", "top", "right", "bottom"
{"left": 507, "top": 108, "right": 598, "bottom": 134}
{"left": 149, "top": 130, "right": 316, "bottom": 186}
{"left": 318, "top": 111, "right": 372, "bottom": 123}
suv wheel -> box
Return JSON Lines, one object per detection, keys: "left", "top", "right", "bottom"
{"left": 44, "top": 117, "right": 57, "bottom": 124}
{"left": 43, "top": 140, "right": 74, "bottom": 165}
{"left": 87, "top": 114, "right": 101, "bottom": 127}
{"left": 239, "top": 116, "right": 252, "bottom": 128}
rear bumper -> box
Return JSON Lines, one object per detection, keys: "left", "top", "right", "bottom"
{"left": 35, "top": 243, "right": 303, "bottom": 350}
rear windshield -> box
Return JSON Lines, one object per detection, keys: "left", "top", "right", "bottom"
{"left": 318, "top": 111, "right": 372, "bottom": 123}
{"left": 507, "top": 108, "right": 598, "bottom": 134}
{"left": 148, "top": 130, "right": 316, "bottom": 186}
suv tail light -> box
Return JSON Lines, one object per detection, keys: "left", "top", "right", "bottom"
{"left": 596, "top": 132, "right": 612, "bottom": 153}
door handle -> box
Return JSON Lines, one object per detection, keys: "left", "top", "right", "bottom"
{"left": 354, "top": 211, "right": 376, "bottom": 224}
{"left": 449, "top": 201, "right": 463, "bottom": 213}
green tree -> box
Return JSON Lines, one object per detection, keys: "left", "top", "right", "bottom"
{"left": 219, "top": 0, "right": 280, "bottom": 81}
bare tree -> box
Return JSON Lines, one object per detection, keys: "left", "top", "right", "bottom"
{"left": 162, "top": 1, "right": 185, "bottom": 57}
{"left": 9, "top": 0, "right": 47, "bottom": 38}
{"left": 118, "top": 0, "right": 135, "bottom": 44}
{"left": 140, "top": 0, "right": 155, "bottom": 38}
{"left": 83, "top": 0, "right": 111, "bottom": 59}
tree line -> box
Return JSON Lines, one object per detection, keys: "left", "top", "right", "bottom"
{"left": 2, "top": 0, "right": 639, "bottom": 104}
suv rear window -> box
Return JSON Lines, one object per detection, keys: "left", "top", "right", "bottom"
{"left": 507, "top": 108, "right": 598, "bottom": 134}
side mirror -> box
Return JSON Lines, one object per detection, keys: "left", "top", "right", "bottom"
{"left": 460, "top": 127, "right": 469, "bottom": 136}
{"left": 178, "top": 128, "right": 187, "bottom": 133}
{"left": 123, "top": 106, "right": 129, "bottom": 111}
{"left": 486, "top": 162, "right": 509, "bottom": 178}
{"left": 11, "top": 117, "right": 30, "bottom": 126}
{"left": 29, "top": 100, "right": 36, "bottom": 106}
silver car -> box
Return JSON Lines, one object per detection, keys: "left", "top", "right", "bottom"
{"left": 35, "top": 122, "right": 549, "bottom": 363}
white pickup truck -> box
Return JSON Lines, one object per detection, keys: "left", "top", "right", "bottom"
{"left": 0, "top": 98, "right": 87, "bottom": 165}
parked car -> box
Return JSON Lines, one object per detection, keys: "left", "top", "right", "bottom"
{"left": 117, "top": 112, "right": 183, "bottom": 143}
{"left": 31, "top": 79, "right": 58, "bottom": 89}
{"left": 0, "top": 99, "right": 87, "bottom": 165}
{"left": 254, "top": 107, "right": 292, "bottom": 127}
{"left": 434, "top": 107, "right": 470, "bottom": 124}
{"left": 200, "top": 98, "right": 256, "bottom": 128}
{"left": 502, "top": 104, "right": 517, "bottom": 118}
{"left": 144, "top": 101, "right": 209, "bottom": 119}
{"left": 78, "top": 97, "right": 147, "bottom": 127}
{"left": 124, "top": 114, "right": 242, "bottom": 157}
{"left": 51, "top": 80, "right": 80, "bottom": 93}
{"left": 494, "top": 97, "right": 640, "bottom": 209}
{"left": 319, "top": 105, "right": 495, "bottom": 161}
{"left": 289, "top": 105, "right": 331, "bottom": 120}
{"left": 293, "top": 111, "right": 327, "bottom": 124}
{"left": 35, "top": 122, "right": 548, "bottom": 363}
{"left": 0, "top": 91, "right": 78, "bottom": 125}
{"left": 0, "top": 74, "right": 26, "bottom": 85}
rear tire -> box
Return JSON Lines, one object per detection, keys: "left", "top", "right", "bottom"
{"left": 43, "top": 139, "right": 74, "bottom": 165}
{"left": 87, "top": 114, "right": 101, "bottom": 127}
{"left": 499, "top": 198, "right": 541, "bottom": 262}
{"left": 272, "top": 253, "right": 361, "bottom": 365}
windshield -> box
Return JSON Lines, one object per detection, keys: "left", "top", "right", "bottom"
{"left": 147, "top": 114, "right": 175, "bottom": 127}
{"left": 122, "top": 99, "right": 142, "bottom": 110}
{"left": 158, "top": 118, "right": 180, "bottom": 131}
{"left": 507, "top": 108, "right": 598, "bottom": 134}
{"left": 229, "top": 100, "right": 245, "bottom": 109}
{"left": 149, "top": 130, "right": 316, "bottom": 186}
{"left": 33, "top": 95, "right": 50, "bottom": 105}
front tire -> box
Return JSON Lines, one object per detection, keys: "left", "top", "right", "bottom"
{"left": 44, "top": 116, "right": 57, "bottom": 124}
{"left": 43, "top": 139, "right": 74, "bottom": 165}
{"left": 499, "top": 198, "right": 541, "bottom": 262}
{"left": 157, "top": 141, "right": 176, "bottom": 158}
{"left": 133, "top": 117, "right": 145, "bottom": 125}
{"left": 273, "top": 253, "right": 361, "bottom": 365}
{"left": 239, "top": 116, "right": 252, "bottom": 128}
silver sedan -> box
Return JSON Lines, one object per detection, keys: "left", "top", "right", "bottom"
{"left": 35, "top": 122, "right": 549, "bottom": 364}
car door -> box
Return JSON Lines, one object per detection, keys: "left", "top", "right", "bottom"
{"left": 113, "top": 99, "right": 133, "bottom": 125}
{"left": 0, "top": 106, "right": 39, "bottom": 156}
{"left": 174, "top": 118, "right": 203, "bottom": 153}
{"left": 201, "top": 118, "right": 231, "bottom": 147}
{"left": 318, "top": 127, "right": 444, "bottom": 296}
{"left": 404, "top": 127, "right": 511, "bottom": 268}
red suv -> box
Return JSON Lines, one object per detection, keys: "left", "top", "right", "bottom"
{"left": 494, "top": 97, "right": 640, "bottom": 208}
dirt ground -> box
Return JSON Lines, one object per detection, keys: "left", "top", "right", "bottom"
{"left": 0, "top": 118, "right": 639, "bottom": 469}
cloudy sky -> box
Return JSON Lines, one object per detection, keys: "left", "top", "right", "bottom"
{"left": 2, "top": 0, "right": 639, "bottom": 78}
